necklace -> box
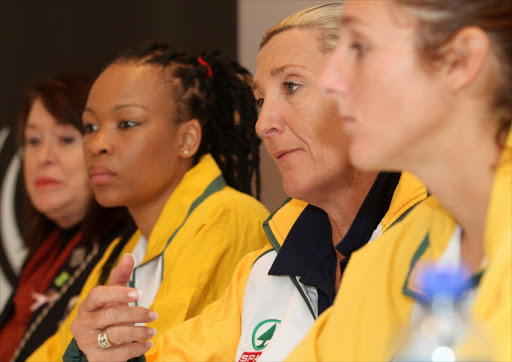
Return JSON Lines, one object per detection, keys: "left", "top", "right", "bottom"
{"left": 10, "top": 242, "right": 99, "bottom": 362}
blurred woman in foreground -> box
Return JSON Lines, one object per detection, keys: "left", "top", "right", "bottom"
{"left": 288, "top": 1, "right": 512, "bottom": 360}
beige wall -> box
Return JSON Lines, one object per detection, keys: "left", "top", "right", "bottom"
{"left": 237, "top": 0, "right": 330, "bottom": 212}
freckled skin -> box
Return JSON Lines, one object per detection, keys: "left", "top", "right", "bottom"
{"left": 254, "top": 29, "right": 356, "bottom": 204}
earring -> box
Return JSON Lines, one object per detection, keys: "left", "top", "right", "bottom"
{"left": 183, "top": 149, "right": 189, "bottom": 156}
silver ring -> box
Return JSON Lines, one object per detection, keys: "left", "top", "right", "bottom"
{"left": 97, "top": 329, "right": 113, "bottom": 349}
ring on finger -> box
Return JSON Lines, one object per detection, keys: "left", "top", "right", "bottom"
{"left": 97, "top": 329, "right": 114, "bottom": 349}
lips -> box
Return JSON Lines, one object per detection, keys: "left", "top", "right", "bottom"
{"left": 274, "top": 148, "right": 299, "bottom": 160}
{"left": 89, "top": 165, "right": 116, "bottom": 185}
{"left": 341, "top": 115, "right": 356, "bottom": 122}
{"left": 35, "top": 177, "right": 62, "bottom": 188}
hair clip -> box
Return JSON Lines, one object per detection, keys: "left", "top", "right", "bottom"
{"left": 198, "top": 56, "right": 213, "bottom": 78}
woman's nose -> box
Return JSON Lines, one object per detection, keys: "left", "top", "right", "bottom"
{"left": 255, "top": 99, "right": 284, "bottom": 138}
{"left": 37, "top": 139, "right": 58, "bottom": 165}
{"left": 85, "top": 129, "right": 113, "bottom": 156}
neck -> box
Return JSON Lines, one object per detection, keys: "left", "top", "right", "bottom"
{"left": 310, "top": 170, "right": 378, "bottom": 246}
{"left": 52, "top": 207, "right": 87, "bottom": 229}
{"left": 128, "top": 175, "right": 186, "bottom": 240}
{"left": 314, "top": 170, "right": 377, "bottom": 293}
{"left": 410, "top": 112, "right": 500, "bottom": 265}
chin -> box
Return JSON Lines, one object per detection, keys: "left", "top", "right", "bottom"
{"left": 349, "top": 143, "right": 384, "bottom": 172}
{"left": 93, "top": 193, "right": 122, "bottom": 208}
{"left": 32, "top": 200, "right": 64, "bottom": 217}
{"left": 282, "top": 179, "right": 310, "bottom": 203}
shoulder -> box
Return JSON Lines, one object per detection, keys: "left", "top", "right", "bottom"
{"left": 199, "top": 186, "right": 270, "bottom": 218}
{"left": 357, "top": 196, "right": 455, "bottom": 261}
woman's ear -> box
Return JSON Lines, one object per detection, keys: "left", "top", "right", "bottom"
{"left": 178, "top": 119, "right": 202, "bottom": 158}
{"left": 441, "top": 26, "right": 491, "bottom": 92}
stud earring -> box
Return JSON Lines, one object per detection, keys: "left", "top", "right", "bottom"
{"left": 183, "top": 149, "right": 189, "bottom": 156}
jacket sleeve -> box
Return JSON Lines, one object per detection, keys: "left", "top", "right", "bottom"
{"left": 144, "top": 247, "right": 268, "bottom": 361}
{"left": 62, "top": 338, "right": 90, "bottom": 362}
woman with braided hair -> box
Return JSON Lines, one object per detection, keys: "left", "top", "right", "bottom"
{"left": 27, "top": 43, "right": 269, "bottom": 361}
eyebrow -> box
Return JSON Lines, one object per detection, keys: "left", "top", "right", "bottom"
{"left": 113, "top": 103, "right": 149, "bottom": 112}
{"left": 270, "top": 64, "right": 306, "bottom": 77}
{"left": 340, "top": 15, "right": 364, "bottom": 27}
{"left": 253, "top": 64, "right": 307, "bottom": 91}
{"left": 83, "top": 103, "right": 149, "bottom": 115}
{"left": 25, "top": 123, "right": 39, "bottom": 130}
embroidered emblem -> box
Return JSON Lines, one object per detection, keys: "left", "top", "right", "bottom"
{"left": 251, "top": 319, "right": 281, "bottom": 351}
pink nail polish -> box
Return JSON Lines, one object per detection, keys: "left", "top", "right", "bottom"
{"left": 128, "top": 290, "right": 140, "bottom": 300}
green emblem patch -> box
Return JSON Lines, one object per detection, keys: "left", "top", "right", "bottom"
{"left": 54, "top": 271, "right": 70, "bottom": 287}
{"left": 252, "top": 319, "right": 281, "bottom": 351}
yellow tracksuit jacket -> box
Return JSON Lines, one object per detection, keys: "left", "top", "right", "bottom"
{"left": 29, "top": 154, "right": 269, "bottom": 361}
{"left": 286, "top": 130, "right": 512, "bottom": 362}
{"left": 63, "top": 171, "right": 425, "bottom": 361}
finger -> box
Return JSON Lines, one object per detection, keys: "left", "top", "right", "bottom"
{"left": 79, "top": 286, "right": 141, "bottom": 312}
{"left": 98, "top": 305, "right": 158, "bottom": 328}
{"left": 109, "top": 254, "right": 135, "bottom": 287}
{"left": 86, "top": 341, "right": 153, "bottom": 362}
{"left": 106, "top": 325, "right": 157, "bottom": 346}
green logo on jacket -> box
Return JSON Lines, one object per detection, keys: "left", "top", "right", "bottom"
{"left": 252, "top": 319, "right": 281, "bottom": 351}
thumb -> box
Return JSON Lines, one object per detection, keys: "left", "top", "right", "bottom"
{"left": 109, "top": 254, "right": 135, "bottom": 287}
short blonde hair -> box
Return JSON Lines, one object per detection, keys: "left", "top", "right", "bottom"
{"left": 260, "top": 2, "right": 343, "bottom": 55}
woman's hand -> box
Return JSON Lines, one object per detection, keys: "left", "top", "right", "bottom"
{"left": 71, "top": 254, "right": 158, "bottom": 362}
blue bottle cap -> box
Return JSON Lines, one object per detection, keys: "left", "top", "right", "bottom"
{"left": 419, "top": 265, "right": 471, "bottom": 302}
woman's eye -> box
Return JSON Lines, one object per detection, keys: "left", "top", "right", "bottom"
{"left": 119, "top": 120, "right": 138, "bottom": 129}
{"left": 350, "top": 42, "right": 367, "bottom": 57}
{"left": 25, "top": 137, "right": 40, "bottom": 146}
{"left": 60, "top": 136, "right": 76, "bottom": 144}
{"left": 256, "top": 98, "right": 264, "bottom": 108}
{"left": 284, "top": 82, "right": 300, "bottom": 93}
{"left": 83, "top": 123, "right": 98, "bottom": 134}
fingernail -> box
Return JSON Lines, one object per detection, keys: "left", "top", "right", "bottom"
{"left": 145, "top": 340, "right": 153, "bottom": 348}
{"left": 148, "top": 328, "right": 157, "bottom": 336}
{"left": 148, "top": 311, "right": 158, "bottom": 321}
{"left": 128, "top": 290, "right": 141, "bottom": 300}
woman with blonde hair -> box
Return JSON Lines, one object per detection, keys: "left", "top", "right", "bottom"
{"left": 64, "top": 3, "right": 426, "bottom": 361}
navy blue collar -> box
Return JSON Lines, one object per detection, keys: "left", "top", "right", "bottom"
{"left": 336, "top": 172, "right": 401, "bottom": 258}
{"left": 268, "top": 172, "right": 401, "bottom": 314}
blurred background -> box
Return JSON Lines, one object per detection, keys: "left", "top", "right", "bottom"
{"left": 0, "top": 0, "right": 334, "bottom": 310}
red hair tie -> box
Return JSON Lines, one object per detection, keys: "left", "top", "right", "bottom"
{"left": 198, "top": 56, "right": 213, "bottom": 78}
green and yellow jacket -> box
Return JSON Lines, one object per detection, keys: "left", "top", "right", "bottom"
{"left": 287, "top": 131, "right": 512, "bottom": 362}
{"left": 30, "top": 154, "right": 269, "bottom": 361}
{"left": 64, "top": 171, "right": 425, "bottom": 361}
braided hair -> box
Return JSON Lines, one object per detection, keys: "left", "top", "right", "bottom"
{"left": 112, "top": 42, "right": 261, "bottom": 198}
{"left": 98, "top": 42, "right": 261, "bottom": 284}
